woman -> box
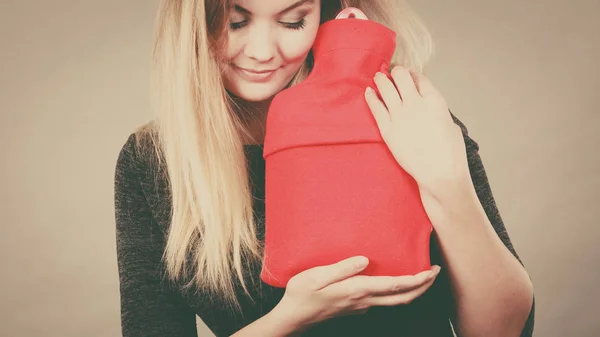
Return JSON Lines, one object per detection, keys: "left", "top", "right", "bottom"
{"left": 114, "top": 0, "right": 535, "bottom": 336}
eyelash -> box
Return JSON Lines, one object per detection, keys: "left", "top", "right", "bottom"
{"left": 229, "top": 18, "right": 307, "bottom": 31}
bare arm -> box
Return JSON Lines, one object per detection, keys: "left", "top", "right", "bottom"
{"left": 429, "top": 113, "right": 535, "bottom": 337}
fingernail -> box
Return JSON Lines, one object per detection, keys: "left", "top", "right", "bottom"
{"left": 356, "top": 256, "right": 369, "bottom": 267}
{"left": 392, "top": 66, "right": 404, "bottom": 75}
{"left": 427, "top": 266, "right": 440, "bottom": 278}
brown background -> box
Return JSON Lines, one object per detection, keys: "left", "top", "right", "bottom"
{"left": 1, "top": 0, "right": 598, "bottom": 336}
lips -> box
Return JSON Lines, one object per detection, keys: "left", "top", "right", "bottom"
{"left": 234, "top": 65, "right": 279, "bottom": 82}
{"left": 241, "top": 67, "right": 277, "bottom": 74}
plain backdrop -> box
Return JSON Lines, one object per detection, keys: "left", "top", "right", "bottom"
{"left": 1, "top": 0, "right": 598, "bottom": 336}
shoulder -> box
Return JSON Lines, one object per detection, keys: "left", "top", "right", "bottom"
{"left": 114, "top": 120, "right": 172, "bottom": 227}
{"left": 115, "top": 120, "right": 161, "bottom": 176}
{"left": 115, "top": 121, "right": 165, "bottom": 206}
{"left": 115, "top": 120, "right": 166, "bottom": 196}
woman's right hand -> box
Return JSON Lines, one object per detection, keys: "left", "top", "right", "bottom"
{"left": 274, "top": 256, "right": 441, "bottom": 331}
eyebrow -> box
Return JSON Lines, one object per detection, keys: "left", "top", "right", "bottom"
{"left": 234, "top": 0, "right": 315, "bottom": 15}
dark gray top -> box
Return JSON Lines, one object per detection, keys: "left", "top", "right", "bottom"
{"left": 113, "top": 115, "right": 535, "bottom": 337}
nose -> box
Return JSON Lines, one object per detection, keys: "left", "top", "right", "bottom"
{"left": 243, "top": 23, "right": 276, "bottom": 62}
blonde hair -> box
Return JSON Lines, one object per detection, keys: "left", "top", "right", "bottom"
{"left": 139, "top": 0, "right": 434, "bottom": 310}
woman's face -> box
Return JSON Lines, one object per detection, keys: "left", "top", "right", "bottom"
{"left": 222, "top": 0, "right": 321, "bottom": 103}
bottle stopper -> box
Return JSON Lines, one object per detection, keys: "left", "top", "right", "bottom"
{"left": 335, "top": 7, "right": 369, "bottom": 20}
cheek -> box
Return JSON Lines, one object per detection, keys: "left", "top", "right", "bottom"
{"left": 224, "top": 34, "right": 315, "bottom": 66}
{"left": 279, "top": 36, "right": 315, "bottom": 63}
{"left": 279, "top": 22, "right": 320, "bottom": 63}
{"left": 225, "top": 36, "right": 242, "bottom": 61}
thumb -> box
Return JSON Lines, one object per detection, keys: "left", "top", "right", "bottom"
{"left": 312, "top": 256, "right": 370, "bottom": 289}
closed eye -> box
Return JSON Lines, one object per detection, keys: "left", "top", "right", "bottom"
{"left": 229, "top": 20, "right": 248, "bottom": 30}
{"left": 280, "top": 18, "right": 306, "bottom": 30}
{"left": 229, "top": 18, "right": 307, "bottom": 31}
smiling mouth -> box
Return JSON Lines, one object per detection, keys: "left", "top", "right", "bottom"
{"left": 234, "top": 65, "right": 279, "bottom": 82}
{"left": 241, "top": 67, "right": 277, "bottom": 73}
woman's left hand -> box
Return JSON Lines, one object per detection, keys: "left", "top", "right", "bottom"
{"left": 364, "top": 66, "right": 472, "bottom": 203}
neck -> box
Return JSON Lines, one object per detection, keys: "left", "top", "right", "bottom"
{"left": 231, "top": 95, "right": 272, "bottom": 145}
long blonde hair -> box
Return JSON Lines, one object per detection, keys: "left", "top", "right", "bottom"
{"left": 138, "top": 0, "right": 434, "bottom": 310}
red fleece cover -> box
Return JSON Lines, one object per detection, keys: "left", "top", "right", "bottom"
{"left": 260, "top": 18, "right": 433, "bottom": 288}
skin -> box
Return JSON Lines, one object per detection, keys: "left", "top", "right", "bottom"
{"left": 366, "top": 68, "right": 534, "bottom": 336}
{"left": 222, "top": 0, "right": 322, "bottom": 144}
{"left": 223, "top": 1, "right": 534, "bottom": 336}
{"left": 223, "top": 0, "right": 319, "bottom": 102}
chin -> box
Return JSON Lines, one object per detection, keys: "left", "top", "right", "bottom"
{"left": 227, "top": 80, "right": 292, "bottom": 103}
{"left": 233, "top": 87, "right": 278, "bottom": 103}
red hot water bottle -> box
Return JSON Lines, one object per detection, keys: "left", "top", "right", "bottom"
{"left": 260, "top": 12, "right": 433, "bottom": 288}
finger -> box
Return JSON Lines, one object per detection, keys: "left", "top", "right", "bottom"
{"left": 364, "top": 87, "right": 391, "bottom": 130}
{"left": 411, "top": 71, "right": 438, "bottom": 98}
{"left": 390, "top": 66, "right": 420, "bottom": 105}
{"left": 366, "top": 272, "right": 439, "bottom": 307}
{"left": 310, "top": 256, "right": 370, "bottom": 289}
{"left": 364, "top": 266, "right": 440, "bottom": 296}
{"left": 373, "top": 72, "right": 403, "bottom": 114}
{"left": 342, "top": 273, "right": 429, "bottom": 297}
